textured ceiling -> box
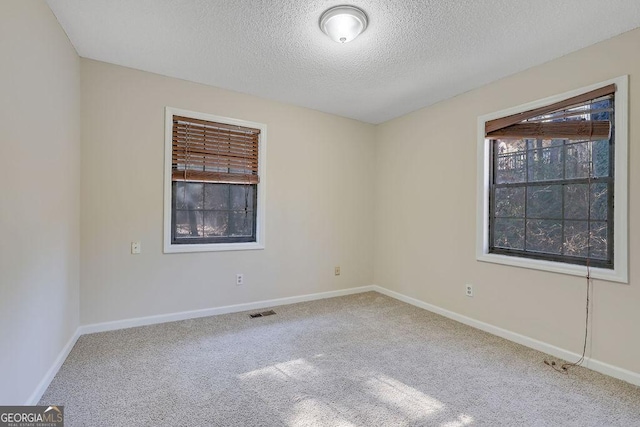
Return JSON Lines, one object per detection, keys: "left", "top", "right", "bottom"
{"left": 46, "top": 0, "right": 640, "bottom": 124}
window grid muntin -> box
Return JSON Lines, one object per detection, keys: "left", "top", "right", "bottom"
{"left": 171, "top": 182, "right": 258, "bottom": 245}
{"left": 489, "top": 137, "right": 614, "bottom": 269}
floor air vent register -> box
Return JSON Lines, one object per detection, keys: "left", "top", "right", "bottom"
{"left": 249, "top": 310, "right": 276, "bottom": 318}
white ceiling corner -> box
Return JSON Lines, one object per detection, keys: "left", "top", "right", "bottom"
{"left": 46, "top": 0, "right": 640, "bottom": 124}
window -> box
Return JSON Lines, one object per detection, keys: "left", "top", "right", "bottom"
{"left": 477, "top": 77, "right": 628, "bottom": 283}
{"left": 164, "top": 108, "right": 266, "bottom": 253}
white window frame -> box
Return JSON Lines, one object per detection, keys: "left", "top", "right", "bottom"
{"left": 163, "top": 107, "right": 267, "bottom": 253}
{"left": 476, "top": 76, "right": 628, "bottom": 283}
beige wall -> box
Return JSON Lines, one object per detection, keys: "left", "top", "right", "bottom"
{"left": 3, "top": 2, "right": 638, "bottom": 403}
{"left": 374, "top": 28, "right": 640, "bottom": 374}
{"left": 0, "top": 1, "right": 81, "bottom": 404}
{"left": 80, "top": 59, "right": 376, "bottom": 325}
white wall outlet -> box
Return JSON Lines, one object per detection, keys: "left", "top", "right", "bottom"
{"left": 465, "top": 284, "right": 473, "bottom": 297}
{"left": 334, "top": 266, "right": 341, "bottom": 276}
{"left": 236, "top": 274, "right": 244, "bottom": 286}
{"left": 131, "top": 241, "right": 141, "bottom": 254}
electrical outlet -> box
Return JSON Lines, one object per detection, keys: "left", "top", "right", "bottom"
{"left": 334, "top": 266, "right": 341, "bottom": 276}
{"left": 465, "top": 284, "right": 473, "bottom": 297}
{"left": 131, "top": 241, "right": 141, "bottom": 254}
{"left": 236, "top": 274, "right": 244, "bottom": 286}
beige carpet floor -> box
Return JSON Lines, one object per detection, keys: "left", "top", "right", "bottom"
{"left": 40, "top": 292, "right": 640, "bottom": 426}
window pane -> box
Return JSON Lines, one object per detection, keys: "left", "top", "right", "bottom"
{"left": 229, "top": 211, "right": 254, "bottom": 237}
{"left": 173, "top": 182, "right": 186, "bottom": 208}
{"left": 590, "top": 98, "right": 612, "bottom": 117}
{"left": 493, "top": 218, "right": 524, "bottom": 250}
{"left": 564, "top": 221, "right": 589, "bottom": 258}
{"left": 203, "top": 211, "right": 229, "bottom": 237}
{"left": 564, "top": 184, "right": 588, "bottom": 220}
{"left": 528, "top": 141, "right": 563, "bottom": 182}
{"left": 527, "top": 139, "right": 563, "bottom": 150}
{"left": 175, "top": 210, "right": 203, "bottom": 238}
{"left": 230, "top": 184, "right": 255, "bottom": 210}
{"left": 589, "top": 222, "right": 608, "bottom": 260}
{"left": 174, "top": 182, "right": 204, "bottom": 209}
{"left": 494, "top": 187, "right": 525, "bottom": 218}
{"left": 204, "top": 184, "right": 229, "bottom": 210}
{"left": 527, "top": 185, "right": 562, "bottom": 219}
{"left": 526, "top": 220, "right": 562, "bottom": 254}
{"left": 173, "top": 182, "right": 257, "bottom": 242}
{"left": 565, "top": 140, "right": 610, "bottom": 180}
{"left": 590, "top": 183, "right": 608, "bottom": 221}
{"left": 565, "top": 141, "right": 590, "bottom": 180}
{"left": 495, "top": 140, "right": 526, "bottom": 184}
{"left": 592, "top": 140, "right": 610, "bottom": 177}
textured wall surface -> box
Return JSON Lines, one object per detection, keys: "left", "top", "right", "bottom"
{"left": 374, "top": 28, "right": 640, "bottom": 374}
{"left": 80, "top": 59, "right": 376, "bottom": 325}
{"left": 0, "top": 1, "right": 81, "bottom": 404}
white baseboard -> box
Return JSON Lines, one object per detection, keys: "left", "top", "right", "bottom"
{"left": 31, "top": 283, "right": 639, "bottom": 405}
{"left": 372, "top": 285, "right": 640, "bottom": 387}
{"left": 25, "top": 327, "right": 81, "bottom": 405}
{"left": 80, "top": 285, "right": 376, "bottom": 335}
{"left": 32, "top": 285, "right": 375, "bottom": 404}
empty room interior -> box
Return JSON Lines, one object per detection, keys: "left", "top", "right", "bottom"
{"left": 2, "top": 1, "right": 640, "bottom": 425}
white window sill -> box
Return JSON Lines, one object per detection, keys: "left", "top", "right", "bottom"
{"left": 477, "top": 252, "right": 628, "bottom": 284}
{"left": 164, "top": 242, "right": 264, "bottom": 254}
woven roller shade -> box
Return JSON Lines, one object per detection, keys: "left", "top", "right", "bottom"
{"left": 485, "top": 84, "right": 615, "bottom": 140}
{"left": 172, "top": 115, "right": 260, "bottom": 184}
{"left": 487, "top": 121, "right": 611, "bottom": 140}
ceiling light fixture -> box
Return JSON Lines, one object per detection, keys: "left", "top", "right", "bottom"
{"left": 319, "top": 5, "right": 368, "bottom": 43}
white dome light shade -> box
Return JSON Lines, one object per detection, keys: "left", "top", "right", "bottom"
{"left": 320, "top": 5, "right": 368, "bottom": 43}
